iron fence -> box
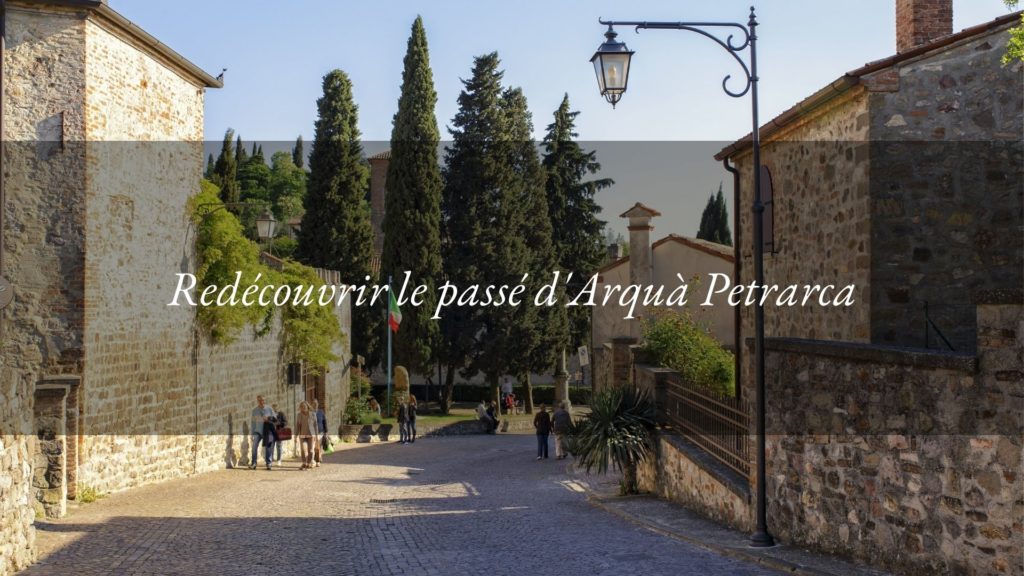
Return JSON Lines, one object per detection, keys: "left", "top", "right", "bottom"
{"left": 660, "top": 373, "right": 750, "bottom": 477}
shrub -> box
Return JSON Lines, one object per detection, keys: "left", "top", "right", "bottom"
{"left": 641, "top": 309, "right": 735, "bottom": 396}
{"left": 568, "top": 384, "right": 656, "bottom": 494}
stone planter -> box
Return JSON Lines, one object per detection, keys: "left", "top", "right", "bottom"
{"left": 376, "top": 424, "right": 393, "bottom": 442}
{"left": 357, "top": 425, "right": 374, "bottom": 443}
{"left": 341, "top": 424, "right": 362, "bottom": 442}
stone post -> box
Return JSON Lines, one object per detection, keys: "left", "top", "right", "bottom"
{"left": 33, "top": 385, "right": 68, "bottom": 519}
{"left": 620, "top": 203, "right": 660, "bottom": 341}
{"left": 554, "top": 349, "right": 571, "bottom": 414}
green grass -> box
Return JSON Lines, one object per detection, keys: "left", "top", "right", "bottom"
{"left": 77, "top": 486, "right": 103, "bottom": 503}
{"left": 356, "top": 402, "right": 574, "bottom": 427}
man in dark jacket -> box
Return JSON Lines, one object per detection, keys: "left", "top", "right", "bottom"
{"left": 533, "top": 405, "right": 551, "bottom": 460}
{"left": 397, "top": 397, "right": 410, "bottom": 444}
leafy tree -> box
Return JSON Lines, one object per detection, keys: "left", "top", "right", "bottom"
{"left": 440, "top": 52, "right": 507, "bottom": 410}
{"left": 542, "top": 94, "right": 611, "bottom": 353}
{"left": 268, "top": 150, "right": 306, "bottom": 224}
{"left": 292, "top": 135, "right": 305, "bottom": 169}
{"left": 1006, "top": 1, "right": 1024, "bottom": 64}
{"left": 696, "top": 183, "right": 732, "bottom": 246}
{"left": 211, "top": 129, "right": 240, "bottom": 206}
{"left": 382, "top": 16, "right": 443, "bottom": 378}
{"left": 502, "top": 86, "right": 566, "bottom": 414}
{"left": 238, "top": 146, "right": 271, "bottom": 204}
{"left": 297, "top": 69, "right": 379, "bottom": 368}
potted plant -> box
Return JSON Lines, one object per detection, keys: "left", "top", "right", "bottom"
{"left": 342, "top": 397, "right": 368, "bottom": 441}
{"left": 568, "top": 384, "right": 656, "bottom": 495}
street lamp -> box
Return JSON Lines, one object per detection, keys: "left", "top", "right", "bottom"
{"left": 255, "top": 209, "right": 278, "bottom": 242}
{"left": 591, "top": 25, "right": 634, "bottom": 107}
{"left": 592, "top": 7, "right": 774, "bottom": 548}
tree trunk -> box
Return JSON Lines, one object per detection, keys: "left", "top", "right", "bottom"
{"left": 489, "top": 375, "right": 500, "bottom": 408}
{"left": 524, "top": 372, "right": 535, "bottom": 414}
{"left": 441, "top": 363, "right": 456, "bottom": 414}
{"left": 621, "top": 463, "right": 638, "bottom": 495}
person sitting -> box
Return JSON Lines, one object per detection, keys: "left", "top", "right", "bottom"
{"left": 476, "top": 399, "right": 494, "bottom": 433}
{"left": 486, "top": 400, "right": 500, "bottom": 434}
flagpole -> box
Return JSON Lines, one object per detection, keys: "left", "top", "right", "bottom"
{"left": 387, "top": 274, "right": 392, "bottom": 418}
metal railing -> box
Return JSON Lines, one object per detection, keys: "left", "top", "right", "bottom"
{"left": 660, "top": 373, "right": 751, "bottom": 477}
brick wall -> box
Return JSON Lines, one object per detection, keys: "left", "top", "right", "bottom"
{"left": 896, "top": 0, "right": 953, "bottom": 53}
{"left": 867, "top": 29, "right": 1024, "bottom": 353}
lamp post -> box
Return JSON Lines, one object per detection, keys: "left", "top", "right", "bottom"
{"left": 592, "top": 6, "right": 774, "bottom": 548}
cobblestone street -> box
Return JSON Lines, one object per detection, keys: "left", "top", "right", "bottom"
{"left": 23, "top": 435, "right": 780, "bottom": 576}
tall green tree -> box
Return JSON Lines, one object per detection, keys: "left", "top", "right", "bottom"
{"left": 205, "top": 153, "right": 215, "bottom": 179}
{"left": 292, "top": 135, "right": 305, "bottom": 169}
{"left": 212, "top": 129, "right": 240, "bottom": 206}
{"left": 269, "top": 151, "right": 306, "bottom": 223}
{"left": 382, "top": 16, "right": 443, "bottom": 379}
{"left": 541, "top": 94, "right": 611, "bottom": 353}
{"left": 441, "top": 52, "right": 509, "bottom": 409}
{"left": 696, "top": 183, "right": 732, "bottom": 246}
{"left": 297, "top": 70, "right": 379, "bottom": 368}
{"left": 503, "top": 87, "right": 566, "bottom": 414}
{"left": 235, "top": 134, "right": 248, "bottom": 174}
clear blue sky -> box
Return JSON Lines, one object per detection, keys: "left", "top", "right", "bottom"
{"left": 115, "top": 0, "right": 1013, "bottom": 238}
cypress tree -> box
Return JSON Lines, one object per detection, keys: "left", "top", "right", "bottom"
{"left": 297, "top": 69, "right": 378, "bottom": 367}
{"left": 235, "top": 135, "right": 248, "bottom": 174}
{"left": 715, "top": 184, "right": 732, "bottom": 246}
{"left": 212, "top": 129, "right": 240, "bottom": 205}
{"left": 541, "top": 94, "right": 611, "bottom": 352}
{"left": 205, "top": 153, "right": 215, "bottom": 179}
{"left": 441, "top": 52, "right": 507, "bottom": 408}
{"left": 292, "top": 135, "right": 305, "bottom": 169}
{"left": 502, "top": 87, "right": 565, "bottom": 414}
{"left": 697, "top": 193, "right": 717, "bottom": 241}
{"left": 382, "top": 16, "right": 443, "bottom": 378}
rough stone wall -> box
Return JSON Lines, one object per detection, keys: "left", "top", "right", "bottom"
{"left": 732, "top": 88, "right": 873, "bottom": 396}
{"left": 0, "top": 5, "right": 89, "bottom": 573}
{"left": 638, "top": 434, "right": 752, "bottom": 533}
{"left": 77, "top": 17, "right": 206, "bottom": 494}
{"left": 868, "top": 29, "right": 1024, "bottom": 353}
{"left": 763, "top": 302, "right": 1022, "bottom": 575}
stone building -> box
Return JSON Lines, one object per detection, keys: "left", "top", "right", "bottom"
{"left": 669, "top": 1, "right": 1023, "bottom": 573}
{"left": 0, "top": 2, "right": 350, "bottom": 573}
{"left": 592, "top": 203, "right": 735, "bottom": 390}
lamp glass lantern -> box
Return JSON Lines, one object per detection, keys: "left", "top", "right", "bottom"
{"left": 255, "top": 210, "right": 278, "bottom": 241}
{"left": 591, "top": 26, "right": 634, "bottom": 107}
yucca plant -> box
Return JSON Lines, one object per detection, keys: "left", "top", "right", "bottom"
{"left": 568, "top": 384, "right": 656, "bottom": 495}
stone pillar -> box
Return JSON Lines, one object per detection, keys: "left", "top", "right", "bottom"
{"left": 620, "top": 203, "right": 660, "bottom": 341}
{"left": 33, "top": 375, "right": 81, "bottom": 517}
{"left": 553, "top": 349, "right": 571, "bottom": 413}
{"left": 33, "top": 385, "right": 68, "bottom": 519}
{"left": 611, "top": 337, "right": 638, "bottom": 387}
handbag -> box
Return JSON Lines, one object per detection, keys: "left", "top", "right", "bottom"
{"left": 276, "top": 427, "right": 292, "bottom": 441}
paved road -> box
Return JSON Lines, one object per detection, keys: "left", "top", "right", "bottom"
{"left": 24, "top": 435, "right": 780, "bottom": 576}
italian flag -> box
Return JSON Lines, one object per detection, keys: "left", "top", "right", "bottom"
{"left": 388, "top": 290, "right": 402, "bottom": 333}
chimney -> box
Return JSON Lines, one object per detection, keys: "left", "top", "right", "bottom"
{"left": 607, "top": 243, "right": 622, "bottom": 262}
{"left": 897, "top": 0, "right": 953, "bottom": 53}
{"left": 620, "top": 203, "right": 661, "bottom": 340}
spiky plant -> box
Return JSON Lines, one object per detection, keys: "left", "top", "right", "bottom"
{"left": 568, "top": 384, "right": 656, "bottom": 494}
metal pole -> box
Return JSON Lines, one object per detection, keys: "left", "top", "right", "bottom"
{"left": 747, "top": 6, "right": 774, "bottom": 549}
{"left": 386, "top": 274, "right": 392, "bottom": 417}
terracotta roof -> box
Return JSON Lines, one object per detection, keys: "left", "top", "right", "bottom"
{"left": 368, "top": 150, "right": 392, "bottom": 161}
{"left": 598, "top": 234, "right": 735, "bottom": 276}
{"left": 18, "top": 0, "right": 223, "bottom": 89}
{"left": 716, "top": 11, "right": 1022, "bottom": 160}
{"left": 619, "top": 202, "right": 662, "bottom": 218}
{"left": 652, "top": 234, "right": 735, "bottom": 263}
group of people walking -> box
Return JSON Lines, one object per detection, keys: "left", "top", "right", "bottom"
{"left": 396, "top": 395, "right": 418, "bottom": 444}
{"left": 533, "top": 402, "right": 572, "bottom": 460}
{"left": 249, "top": 395, "right": 328, "bottom": 471}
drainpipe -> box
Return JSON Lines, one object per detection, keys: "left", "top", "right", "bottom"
{"left": 723, "top": 158, "right": 741, "bottom": 402}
